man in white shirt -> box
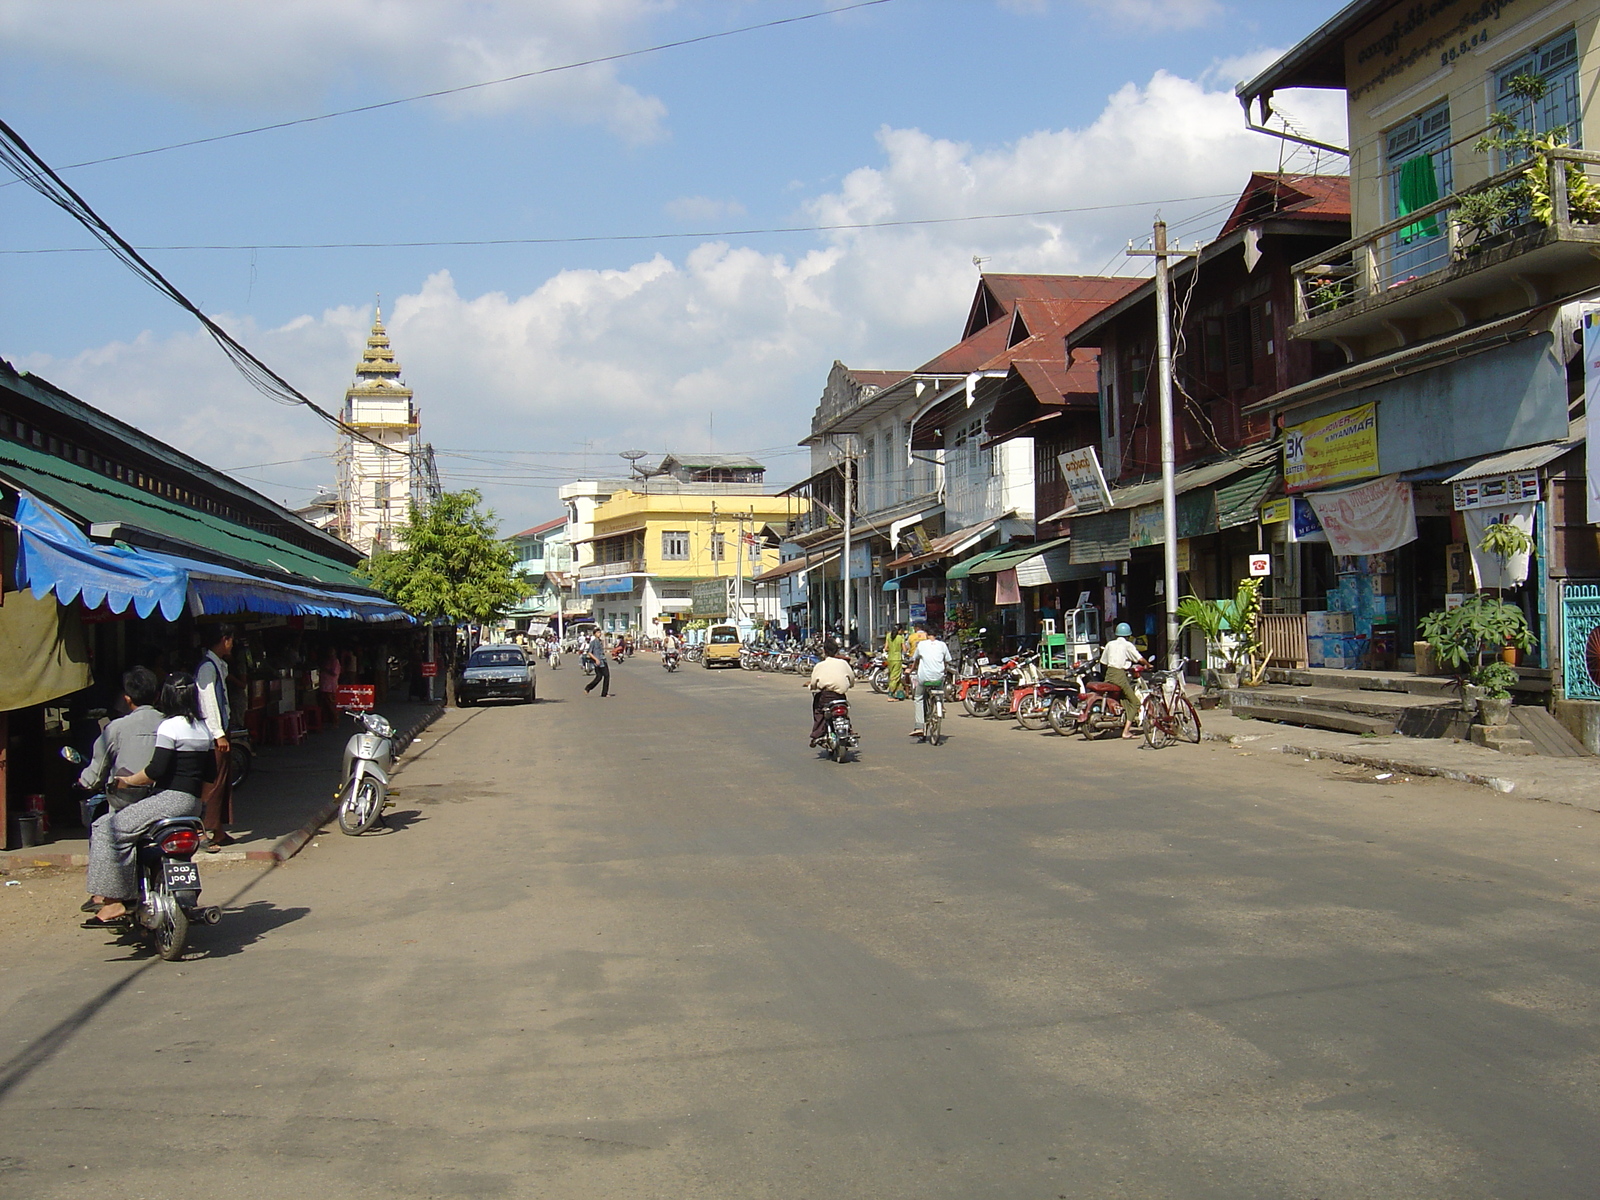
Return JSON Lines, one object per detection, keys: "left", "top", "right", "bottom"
{"left": 908, "top": 624, "right": 953, "bottom": 740}
{"left": 194, "top": 625, "right": 236, "bottom": 848}
{"left": 1099, "top": 621, "right": 1147, "bottom": 739}
{"left": 806, "top": 640, "right": 855, "bottom": 744}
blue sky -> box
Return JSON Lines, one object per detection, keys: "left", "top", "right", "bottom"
{"left": 1, "top": 0, "right": 1348, "bottom": 530}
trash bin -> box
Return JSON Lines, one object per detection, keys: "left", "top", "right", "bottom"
{"left": 8, "top": 813, "right": 44, "bottom": 849}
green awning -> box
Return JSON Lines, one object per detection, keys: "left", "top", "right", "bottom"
{"left": 940, "top": 537, "right": 1068, "bottom": 579}
{"left": 945, "top": 544, "right": 1014, "bottom": 581}
{"left": 1214, "top": 465, "right": 1280, "bottom": 531}
{"left": 0, "top": 438, "right": 368, "bottom": 588}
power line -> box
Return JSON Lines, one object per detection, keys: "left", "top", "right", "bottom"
{"left": 0, "top": 115, "right": 405, "bottom": 456}
{"left": 16, "top": 0, "right": 896, "bottom": 179}
{"left": 0, "top": 194, "right": 1242, "bottom": 255}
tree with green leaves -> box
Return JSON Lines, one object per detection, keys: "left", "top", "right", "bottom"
{"left": 360, "top": 490, "right": 526, "bottom": 704}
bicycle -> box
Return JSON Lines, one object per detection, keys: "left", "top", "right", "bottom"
{"left": 1139, "top": 657, "right": 1201, "bottom": 749}
{"left": 919, "top": 680, "right": 946, "bottom": 746}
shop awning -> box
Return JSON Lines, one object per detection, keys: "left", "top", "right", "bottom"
{"left": 1443, "top": 439, "right": 1575, "bottom": 483}
{"left": 954, "top": 536, "right": 1072, "bottom": 579}
{"left": 1104, "top": 443, "right": 1280, "bottom": 511}
{"left": 12, "top": 492, "right": 188, "bottom": 619}
{"left": 884, "top": 513, "right": 1015, "bottom": 570}
{"left": 752, "top": 553, "right": 839, "bottom": 583}
{"left": 945, "top": 544, "right": 1016, "bottom": 581}
{"left": 147, "top": 552, "right": 409, "bottom": 622}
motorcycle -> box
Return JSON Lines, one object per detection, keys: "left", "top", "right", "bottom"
{"left": 61, "top": 748, "right": 220, "bottom": 961}
{"left": 1048, "top": 662, "right": 1148, "bottom": 739}
{"left": 228, "top": 720, "right": 254, "bottom": 789}
{"left": 336, "top": 708, "right": 396, "bottom": 835}
{"left": 662, "top": 649, "right": 680, "bottom": 672}
{"left": 814, "top": 695, "right": 859, "bottom": 764}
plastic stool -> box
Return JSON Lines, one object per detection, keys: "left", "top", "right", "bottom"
{"left": 299, "top": 706, "right": 322, "bottom": 734}
{"left": 273, "top": 711, "right": 306, "bottom": 746}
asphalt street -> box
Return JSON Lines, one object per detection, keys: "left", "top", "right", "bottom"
{"left": 1, "top": 654, "right": 1597, "bottom": 1199}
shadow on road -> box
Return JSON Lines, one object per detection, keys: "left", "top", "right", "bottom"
{"left": 196, "top": 900, "right": 311, "bottom": 958}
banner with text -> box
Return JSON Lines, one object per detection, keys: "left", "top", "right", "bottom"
{"left": 1284, "top": 402, "right": 1379, "bottom": 492}
{"left": 1305, "top": 475, "right": 1417, "bottom": 555}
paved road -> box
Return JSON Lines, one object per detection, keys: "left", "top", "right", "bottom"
{"left": 2, "top": 656, "right": 1597, "bottom": 1199}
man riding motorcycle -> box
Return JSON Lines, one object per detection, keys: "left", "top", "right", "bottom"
{"left": 805, "top": 640, "right": 854, "bottom": 745}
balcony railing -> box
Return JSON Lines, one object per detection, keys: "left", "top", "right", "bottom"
{"left": 578, "top": 558, "right": 644, "bottom": 578}
{"left": 1292, "top": 147, "right": 1600, "bottom": 329}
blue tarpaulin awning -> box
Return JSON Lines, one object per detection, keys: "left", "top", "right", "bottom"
{"left": 148, "top": 552, "right": 409, "bottom": 622}
{"left": 13, "top": 492, "right": 188, "bottom": 619}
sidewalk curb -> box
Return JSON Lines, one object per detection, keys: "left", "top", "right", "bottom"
{"left": 264, "top": 703, "right": 447, "bottom": 863}
{"left": 1201, "top": 729, "right": 1517, "bottom": 794}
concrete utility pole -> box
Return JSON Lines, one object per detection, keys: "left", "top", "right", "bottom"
{"left": 1128, "top": 219, "right": 1199, "bottom": 668}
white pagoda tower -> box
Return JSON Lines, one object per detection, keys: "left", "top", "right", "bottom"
{"left": 335, "top": 308, "right": 426, "bottom": 555}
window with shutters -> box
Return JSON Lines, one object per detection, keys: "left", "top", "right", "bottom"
{"left": 1494, "top": 31, "right": 1581, "bottom": 165}
{"left": 1225, "top": 307, "right": 1254, "bottom": 391}
{"left": 661, "top": 530, "right": 689, "bottom": 560}
{"left": 710, "top": 532, "right": 726, "bottom": 562}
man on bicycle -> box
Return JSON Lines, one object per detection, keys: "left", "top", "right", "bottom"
{"left": 907, "top": 624, "right": 953, "bottom": 741}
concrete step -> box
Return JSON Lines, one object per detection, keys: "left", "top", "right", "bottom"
{"left": 1224, "top": 684, "right": 1471, "bottom": 739}
{"left": 1227, "top": 700, "right": 1397, "bottom": 737}
{"left": 1471, "top": 724, "right": 1539, "bottom": 755}
{"left": 1264, "top": 667, "right": 1460, "bottom": 699}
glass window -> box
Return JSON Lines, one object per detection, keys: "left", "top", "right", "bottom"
{"left": 711, "top": 532, "right": 726, "bottom": 561}
{"left": 1495, "top": 30, "right": 1581, "bottom": 155}
{"left": 1385, "top": 99, "right": 1452, "bottom": 280}
{"left": 661, "top": 530, "right": 689, "bottom": 560}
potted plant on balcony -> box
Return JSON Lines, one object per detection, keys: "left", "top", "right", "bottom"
{"left": 1417, "top": 594, "right": 1535, "bottom": 721}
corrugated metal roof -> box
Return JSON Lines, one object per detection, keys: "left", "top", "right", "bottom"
{"left": 1444, "top": 440, "right": 1577, "bottom": 483}
{"left": 1109, "top": 443, "right": 1280, "bottom": 510}
{"left": 954, "top": 537, "right": 1072, "bottom": 579}
{"left": 1068, "top": 510, "right": 1130, "bottom": 565}
{"left": 1214, "top": 466, "right": 1281, "bottom": 530}
{"left": 0, "top": 439, "right": 370, "bottom": 588}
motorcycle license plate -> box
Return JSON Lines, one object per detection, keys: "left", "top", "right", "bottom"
{"left": 976, "top": 657, "right": 990, "bottom": 666}
{"left": 164, "top": 861, "right": 200, "bottom": 890}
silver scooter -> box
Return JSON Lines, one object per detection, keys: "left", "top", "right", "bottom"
{"left": 336, "top": 709, "right": 395, "bottom": 835}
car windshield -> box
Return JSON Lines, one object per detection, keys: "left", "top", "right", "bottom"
{"left": 710, "top": 629, "right": 738, "bottom": 644}
{"left": 469, "top": 650, "right": 524, "bottom": 667}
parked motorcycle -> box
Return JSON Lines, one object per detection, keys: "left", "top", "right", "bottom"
{"left": 336, "top": 708, "right": 396, "bottom": 835}
{"left": 61, "top": 748, "right": 220, "bottom": 960}
{"left": 1049, "top": 662, "right": 1148, "bottom": 739}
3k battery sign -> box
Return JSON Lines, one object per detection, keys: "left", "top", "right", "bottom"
{"left": 1284, "top": 403, "right": 1379, "bottom": 492}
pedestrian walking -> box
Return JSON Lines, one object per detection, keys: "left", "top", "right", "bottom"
{"left": 194, "top": 625, "right": 236, "bottom": 850}
{"left": 884, "top": 624, "right": 908, "bottom": 701}
{"left": 583, "top": 630, "right": 612, "bottom": 697}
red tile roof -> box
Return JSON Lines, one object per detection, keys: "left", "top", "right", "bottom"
{"left": 1217, "top": 172, "right": 1350, "bottom": 238}
{"left": 511, "top": 515, "right": 567, "bottom": 539}
{"left": 918, "top": 275, "right": 1143, "bottom": 375}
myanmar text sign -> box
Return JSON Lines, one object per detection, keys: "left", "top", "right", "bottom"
{"left": 1284, "top": 403, "right": 1379, "bottom": 492}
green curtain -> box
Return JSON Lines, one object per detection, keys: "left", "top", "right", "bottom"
{"left": 1397, "top": 153, "right": 1440, "bottom": 242}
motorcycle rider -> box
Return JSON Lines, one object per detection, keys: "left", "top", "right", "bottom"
{"left": 906, "top": 623, "right": 953, "bottom": 740}
{"left": 78, "top": 666, "right": 164, "bottom": 811}
{"left": 805, "top": 639, "right": 854, "bottom": 745}
{"left": 661, "top": 630, "right": 683, "bottom": 667}
{"left": 1100, "top": 621, "right": 1148, "bottom": 739}
{"left": 82, "top": 672, "right": 214, "bottom": 925}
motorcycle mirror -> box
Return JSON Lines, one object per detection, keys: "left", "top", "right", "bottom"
{"left": 978, "top": 627, "right": 987, "bottom": 633}
{"left": 60, "top": 746, "right": 85, "bottom": 765}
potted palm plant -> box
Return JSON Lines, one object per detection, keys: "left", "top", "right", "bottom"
{"left": 1177, "top": 578, "right": 1265, "bottom": 689}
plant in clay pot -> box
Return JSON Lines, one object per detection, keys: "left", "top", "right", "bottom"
{"left": 1177, "top": 578, "right": 1266, "bottom": 686}
{"left": 1418, "top": 595, "right": 1534, "bottom": 714}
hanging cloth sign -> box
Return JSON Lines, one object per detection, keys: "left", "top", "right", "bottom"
{"left": 994, "top": 568, "right": 1021, "bottom": 606}
{"left": 1305, "top": 475, "right": 1418, "bottom": 555}
{"left": 1462, "top": 502, "right": 1535, "bottom": 590}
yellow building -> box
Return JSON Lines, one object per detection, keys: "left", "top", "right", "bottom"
{"left": 578, "top": 488, "right": 805, "bottom": 632}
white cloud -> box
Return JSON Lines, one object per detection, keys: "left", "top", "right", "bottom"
{"left": 664, "top": 196, "right": 750, "bottom": 223}
{"left": 15, "top": 65, "right": 1349, "bottom": 528}
{"left": 0, "top": 0, "right": 670, "bottom": 141}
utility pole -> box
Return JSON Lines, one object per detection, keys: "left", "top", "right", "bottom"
{"left": 1128, "top": 218, "right": 1199, "bottom": 668}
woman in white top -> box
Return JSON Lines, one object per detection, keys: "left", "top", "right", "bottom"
{"left": 83, "top": 673, "right": 214, "bottom": 925}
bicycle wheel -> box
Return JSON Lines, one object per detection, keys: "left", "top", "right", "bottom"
{"left": 1174, "top": 694, "right": 1202, "bottom": 743}
{"left": 1141, "top": 696, "right": 1173, "bottom": 749}
{"left": 925, "top": 692, "right": 941, "bottom": 746}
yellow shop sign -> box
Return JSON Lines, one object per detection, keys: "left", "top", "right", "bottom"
{"left": 1284, "top": 403, "right": 1379, "bottom": 491}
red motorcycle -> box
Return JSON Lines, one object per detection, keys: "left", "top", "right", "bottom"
{"left": 1048, "top": 661, "right": 1148, "bottom": 739}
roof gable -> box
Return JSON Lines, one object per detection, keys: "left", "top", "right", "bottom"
{"left": 1218, "top": 172, "right": 1350, "bottom": 237}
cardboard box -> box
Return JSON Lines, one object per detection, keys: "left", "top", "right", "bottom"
{"left": 1307, "top": 611, "right": 1354, "bottom": 635}
{"left": 1373, "top": 574, "right": 1396, "bottom": 595}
